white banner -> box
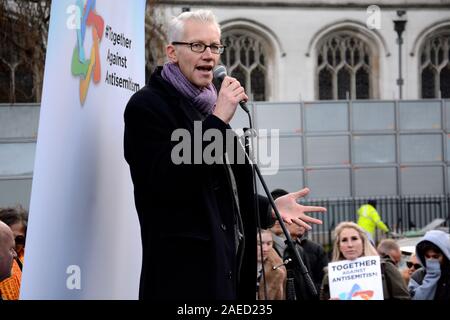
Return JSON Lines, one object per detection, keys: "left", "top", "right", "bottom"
{"left": 328, "top": 256, "right": 383, "bottom": 300}
{"left": 21, "top": 0, "right": 145, "bottom": 299}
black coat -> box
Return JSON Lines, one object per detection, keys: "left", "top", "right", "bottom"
{"left": 296, "top": 237, "right": 329, "bottom": 293}
{"left": 124, "top": 67, "right": 273, "bottom": 300}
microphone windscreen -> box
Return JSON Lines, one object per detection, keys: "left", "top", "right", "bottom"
{"left": 213, "top": 65, "right": 227, "bottom": 83}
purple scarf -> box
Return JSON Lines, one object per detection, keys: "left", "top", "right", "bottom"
{"left": 161, "top": 62, "right": 217, "bottom": 116}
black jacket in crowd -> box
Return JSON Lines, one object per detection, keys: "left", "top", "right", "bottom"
{"left": 281, "top": 236, "right": 328, "bottom": 300}
{"left": 296, "top": 236, "right": 329, "bottom": 293}
{"left": 124, "top": 67, "right": 274, "bottom": 300}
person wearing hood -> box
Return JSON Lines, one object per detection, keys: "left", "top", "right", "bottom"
{"left": 408, "top": 230, "right": 450, "bottom": 300}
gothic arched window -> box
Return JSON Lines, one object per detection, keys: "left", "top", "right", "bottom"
{"left": 316, "top": 31, "right": 377, "bottom": 100}
{"left": 420, "top": 29, "right": 450, "bottom": 99}
{"left": 221, "top": 30, "right": 270, "bottom": 101}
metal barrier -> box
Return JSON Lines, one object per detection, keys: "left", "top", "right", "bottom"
{"left": 302, "top": 194, "right": 450, "bottom": 250}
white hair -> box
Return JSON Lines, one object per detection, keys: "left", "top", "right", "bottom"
{"left": 167, "top": 9, "right": 221, "bottom": 43}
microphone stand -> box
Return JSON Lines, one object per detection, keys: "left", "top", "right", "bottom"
{"left": 241, "top": 109, "right": 318, "bottom": 300}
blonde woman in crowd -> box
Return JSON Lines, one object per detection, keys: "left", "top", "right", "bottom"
{"left": 320, "top": 221, "right": 410, "bottom": 300}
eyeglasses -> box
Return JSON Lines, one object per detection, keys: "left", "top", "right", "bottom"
{"left": 15, "top": 235, "right": 25, "bottom": 246}
{"left": 406, "top": 261, "right": 421, "bottom": 269}
{"left": 171, "top": 42, "right": 226, "bottom": 54}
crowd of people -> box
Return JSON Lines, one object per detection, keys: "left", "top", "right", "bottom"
{"left": 256, "top": 200, "right": 450, "bottom": 300}
{"left": 256, "top": 197, "right": 448, "bottom": 301}
{"left": 1, "top": 200, "right": 448, "bottom": 301}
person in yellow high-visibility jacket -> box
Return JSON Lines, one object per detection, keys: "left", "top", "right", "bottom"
{"left": 357, "top": 200, "right": 389, "bottom": 240}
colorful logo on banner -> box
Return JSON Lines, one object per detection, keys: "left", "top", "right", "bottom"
{"left": 71, "top": 0, "right": 104, "bottom": 105}
{"left": 338, "top": 283, "right": 374, "bottom": 300}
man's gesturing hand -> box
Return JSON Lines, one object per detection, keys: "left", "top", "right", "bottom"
{"left": 273, "top": 187, "right": 326, "bottom": 231}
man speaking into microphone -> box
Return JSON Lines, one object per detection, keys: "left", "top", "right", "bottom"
{"left": 124, "top": 9, "right": 326, "bottom": 300}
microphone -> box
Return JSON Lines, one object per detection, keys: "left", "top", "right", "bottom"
{"left": 213, "top": 65, "right": 250, "bottom": 114}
